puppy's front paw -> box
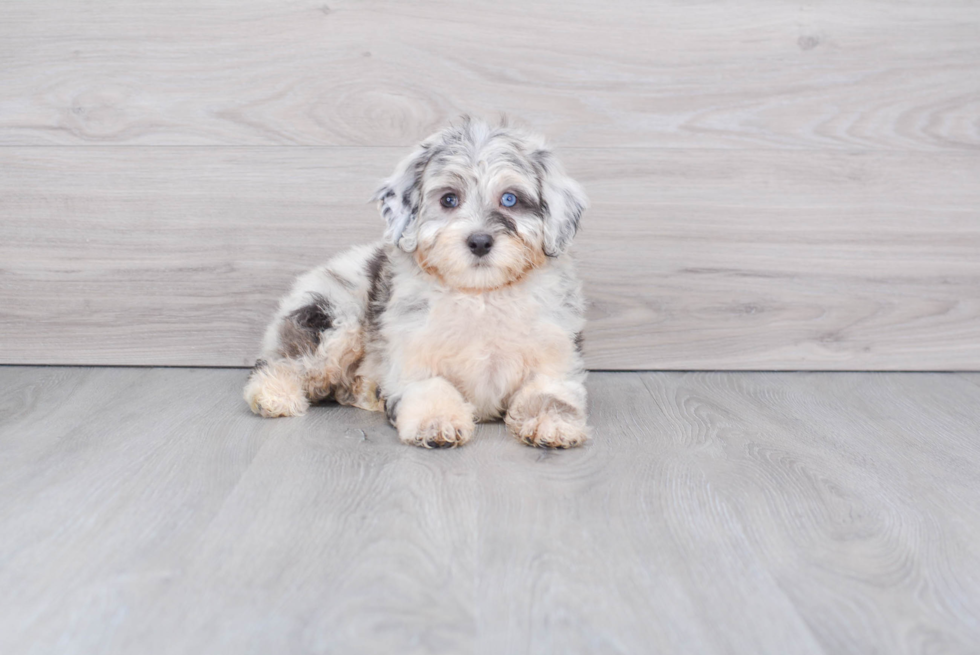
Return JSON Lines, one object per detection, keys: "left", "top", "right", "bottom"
{"left": 509, "top": 412, "right": 589, "bottom": 449}
{"left": 393, "top": 377, "right": 476, "bottom": 448}
{"left": 399, "top": 414, "right": 474, "bottom": 449}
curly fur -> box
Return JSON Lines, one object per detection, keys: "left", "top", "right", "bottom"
{"left": 244, "top": 117, "right": 590, "bottom": 448}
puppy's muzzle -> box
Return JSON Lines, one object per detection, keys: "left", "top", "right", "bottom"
{"left": 466, "top": 232, "right": 494, "bottom": 258}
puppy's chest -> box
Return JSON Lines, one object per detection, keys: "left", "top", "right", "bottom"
{"left": 398, "top": 291, "right": 570, "bottom": 413}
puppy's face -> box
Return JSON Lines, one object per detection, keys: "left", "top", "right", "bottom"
{"left": 413, "top": 146, "right": 548, "bottom": 291}
{"left": 374, "top": 118, "right": 587, "bottom": 291}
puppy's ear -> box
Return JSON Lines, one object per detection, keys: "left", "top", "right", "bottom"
{"left": 372, "top": 142, "right": 435, "bottom": 253}
{"left": 534, "top": 150, "right": 588, "bottom": 257}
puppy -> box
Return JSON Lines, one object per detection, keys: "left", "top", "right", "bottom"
{"left": 244, "top": 117, "right": 589, "bottom": 448}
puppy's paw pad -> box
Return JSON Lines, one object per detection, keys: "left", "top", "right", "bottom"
{"left": 513, "top": 413, "right": 589, "bottom": 449}
{"left": 401, "top": 416, "right": 474, "bottom": 448}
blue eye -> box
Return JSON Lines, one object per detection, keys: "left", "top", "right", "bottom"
{"left": 440, "top": 193, "right": 459, "bottom": 208}
{"left": 501, "top": 192, "right": 517, "bottom": 207}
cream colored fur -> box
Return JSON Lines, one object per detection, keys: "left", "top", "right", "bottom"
{"left": 244, "top": 361, "right": 308, "bottom": 418}
{"left": 244, "top": 117, "right": 590, "bottom": 448}
{"left": 395, "top": 377, "right": 476, "bottom": 448}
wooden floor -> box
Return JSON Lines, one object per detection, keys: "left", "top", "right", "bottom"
{"left": 2, "top": 367, "right": 980, "bottom": 654}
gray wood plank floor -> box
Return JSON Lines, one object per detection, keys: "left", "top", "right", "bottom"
{"left": 2, "top": 368, "right": 979, "bottom": 654}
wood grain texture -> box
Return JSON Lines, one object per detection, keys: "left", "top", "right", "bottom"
{"left": 1, "top": 147, "right": 978, "bottom": 369}
{"left": 2, "top": 367, "right": 980, "bottom": 654}
{"left": 0, "top": 0, "right": 978, "bottom": 149}
{"left": 1, "top": 0, "right": 978, "bottom": 369}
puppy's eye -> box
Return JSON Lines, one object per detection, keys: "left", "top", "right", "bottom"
{"left": 440, "top": 193, "right": 459, "bottom": 209}
{"left": 501, "top": 192, "right": 517, "bottom": 207}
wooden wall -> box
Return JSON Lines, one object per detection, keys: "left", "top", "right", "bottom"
{"left": 1, "top": 1, "right": 978, "bottom": 369}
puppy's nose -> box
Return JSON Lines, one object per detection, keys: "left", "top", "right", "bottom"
{"left": 467, "top": 232, "right": 494, "bottom": 257}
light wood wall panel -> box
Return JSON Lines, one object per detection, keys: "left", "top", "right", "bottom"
{"left": 1, "top": 0, "right": 978, "bottom": 369}
{"left": 2, "top": 147, "right": 977, "bottom": 369}
{"left": 0, "top": 0, "right": 977, "bottom": 150}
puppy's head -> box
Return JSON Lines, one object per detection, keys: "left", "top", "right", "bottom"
{"left": 373, "top": 117, "right": 587, "bottom": 291}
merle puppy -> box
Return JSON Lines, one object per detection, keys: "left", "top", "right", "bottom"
{"left": 245, "top": 117, "right": 589, "bottom": 448}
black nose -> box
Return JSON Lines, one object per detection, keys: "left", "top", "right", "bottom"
{"left": 467, "top": 232, "right": 494, "bottom": 257}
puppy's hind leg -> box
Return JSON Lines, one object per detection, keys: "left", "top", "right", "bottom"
{"left": 246, "top": 298, "right": 360, "bottom": 417}
{"left": 305, "top": 322, "right": 374, "bottom": 409}
{"left": 245, "top": 293, "right": 336, "bottom": 418}
{"left": 245, "top": 245, "right": 378, "bottom": 418}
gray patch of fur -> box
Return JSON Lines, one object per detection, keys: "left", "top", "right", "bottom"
{"left": 365, "top": 247, "right": 392, "bottom": 333}
{"left": 384, "top": 395, "right": 401, "bottom": 425}
{"left": 277, "top": 293, "right": 334, "bottom": 358}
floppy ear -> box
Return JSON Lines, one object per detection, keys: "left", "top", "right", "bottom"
{"left": 372, "top": 143, "right": 435, "bottom": 252}
{"left": 535, "top": 150, "right": 588, "bottom": 257}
